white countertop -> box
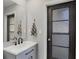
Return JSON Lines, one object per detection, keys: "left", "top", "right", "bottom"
{"left": 3, "top": 41, "right": 37, "bottom": 55}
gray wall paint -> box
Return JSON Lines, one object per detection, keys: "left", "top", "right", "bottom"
{"left": 26, "top": 0, "right": 47, "bottom": 59}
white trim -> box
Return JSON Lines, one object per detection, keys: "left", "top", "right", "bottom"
{"left": 45, "top": 0, "right": 74, "bottom": 6}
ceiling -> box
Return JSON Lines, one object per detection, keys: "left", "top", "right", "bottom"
{"left": 3, "top": 0, "right": 16, "bottom": 8}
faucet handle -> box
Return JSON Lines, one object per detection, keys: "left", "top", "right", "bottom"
{"left": 18, "top": 38, "right": 20, "bottom": 44}
{"left": 12, "top": 37, "right": 17, "bottom": 45}
{"left": 21, "top": 38, "right": 23, "bottom": 43}
{"left": 13, "top": 41, "right": 17, "bottom": 45}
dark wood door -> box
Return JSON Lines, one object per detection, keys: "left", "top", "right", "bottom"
{"left": 47, "top": 1, "right": 76, "bottom": 59}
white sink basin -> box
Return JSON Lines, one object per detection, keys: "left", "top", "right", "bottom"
{"left": 3, "top": 41, "right": 37, "bottom": 55}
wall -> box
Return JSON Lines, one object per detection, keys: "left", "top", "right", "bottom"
{"left": 26, "top": 0, "right": 47, "bottom": 59}
{"left": 12, "top": 0, "right": 26, "bottom": 8}
{"left": 3, "top": 2, "right": 27, "bottom": 47}
{"left": 26, "top": 0, "right": 74, "bottom": 59}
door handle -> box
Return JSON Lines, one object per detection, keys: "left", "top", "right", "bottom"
{"left": 48, "top": 38, "right": 51, "bottom": 41}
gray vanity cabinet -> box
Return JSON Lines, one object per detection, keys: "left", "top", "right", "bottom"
{"left": 4, "top": 46, "right": 37, "bottom": 59}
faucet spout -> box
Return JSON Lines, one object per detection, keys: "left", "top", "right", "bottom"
{"left": 18, "top": 37, "right": 23, "bottom": 44}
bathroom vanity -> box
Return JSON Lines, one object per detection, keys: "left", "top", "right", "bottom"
{"left": 3, "top": 41, "right": 38, "bottom": 59}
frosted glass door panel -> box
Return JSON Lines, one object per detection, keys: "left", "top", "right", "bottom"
{"left": 53, "top": 8, "right": 69, "bottom": 21}
{"left": 52, "top": 35, "right": 69, "bottom": 47}
{"left": 53, "top": 21, "right": 69, "bottom": 33}
{"left": 52, "top": 46, "right": 69, "bottom": 59}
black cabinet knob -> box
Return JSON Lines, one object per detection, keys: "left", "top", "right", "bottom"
{"left": 31, "top": 56, "right": 33, "bottom": 59}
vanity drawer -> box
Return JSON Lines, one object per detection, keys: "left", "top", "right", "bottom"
{"left": 25, "top": 49, "right": 34, "bottom": 55}
{"left": 17, "top": 46, "right": 36, "bottom": 59}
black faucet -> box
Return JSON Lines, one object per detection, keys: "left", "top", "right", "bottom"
{"left": 18, "top": 37, "right": 23, "bottom": 44}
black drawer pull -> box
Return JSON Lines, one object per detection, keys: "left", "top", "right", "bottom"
{"left": 25, "top": 49, "right": 34, "bottom": 55}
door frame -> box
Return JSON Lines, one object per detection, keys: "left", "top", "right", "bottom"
{"left": 47, "top": 1, "right": 76, "bottom": 59}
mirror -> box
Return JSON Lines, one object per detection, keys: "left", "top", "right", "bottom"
{"left": 3, "top": 0, "right": 27, "bottom": 44}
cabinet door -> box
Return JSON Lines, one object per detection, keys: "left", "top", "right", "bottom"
{"left": 27, "top": 51, "right": 35, "bottom": 59}
{"left": 16, "top": 52, "right": 27, "bottom": 59}
{"left": 28, "top": 47, "right": 37, "bottom": 59}
{"left": 26, "top": 47, "right": 36, "bottom": 59}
